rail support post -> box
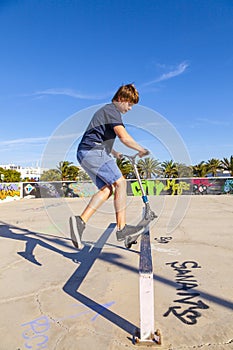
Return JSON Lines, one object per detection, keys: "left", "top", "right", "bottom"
{"left": 133, "top": 230, "right": 161, "bottom": 346}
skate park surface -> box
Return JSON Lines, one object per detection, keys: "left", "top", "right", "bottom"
{"left": 0, "top": 195, "right": 232, "bottom": 350}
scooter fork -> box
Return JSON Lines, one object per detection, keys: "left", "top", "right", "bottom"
{"left": 120, "top": 153, "right": 157, "bottom": 248}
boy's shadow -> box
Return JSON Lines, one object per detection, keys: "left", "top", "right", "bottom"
{"left": 0, "top": 221, "right": 138, "bottom": 336}
{"left": 0, "top": 222, "right": 81, "bottom": 266}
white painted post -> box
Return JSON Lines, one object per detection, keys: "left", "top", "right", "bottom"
{"left": 135, "top": 230, "right": 161, "bottom": 345}
{"left": 139, "top": 271, "right": 154, "bottom": 340}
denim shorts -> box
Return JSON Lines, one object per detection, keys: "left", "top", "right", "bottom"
{"left": 77, "top": 149, "right": 123, "bottom": 190}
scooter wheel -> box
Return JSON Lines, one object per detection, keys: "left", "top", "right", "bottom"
{"left": 125, "top": 235, "right": 132, "bottom": 249}
{"left": 125, "top": 241, "right": 132, "bottom": 249}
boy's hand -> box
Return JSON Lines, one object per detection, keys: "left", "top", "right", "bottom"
{"left": 115, "top": 152, "right": 123, "bottom": 159}
{"left": 112, "top": 150, "right": 123, "bottom": 159}
{"left": 138, "top": 149, "right": 149, "bottom": 158}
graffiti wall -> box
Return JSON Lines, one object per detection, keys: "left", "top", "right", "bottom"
{"left": 223, "top": 179, "right": 233, "bottom": 194}
{"left": 22, "top": 181, "right": 97, "bottom": 199}
{"left": 1, "top": 178, "right": 233, "bottom": 202}
{"left": 0, "top": 183, "right": 21, "bottom": 202}
{"left": 22, "top": 178, "right": 233, "bottom": 198}
{"left": 127, "top": 177, "right": 233, "bottom": 196}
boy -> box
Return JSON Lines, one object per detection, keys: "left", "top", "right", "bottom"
{"left": 70, "top": 84, "right": 148, "bottom": 249}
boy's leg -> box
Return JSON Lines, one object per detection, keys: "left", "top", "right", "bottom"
{"left": 113, "top": 176, "right": 127, "bottom": 230}
{"left": 80, "top": 184, "right": 113, "bottom": 223}
{"left": 70, "top": 184, "right": 113, "bottom": 249}
{"left": 113, "top": 176, "right": 145, "bottom": 241}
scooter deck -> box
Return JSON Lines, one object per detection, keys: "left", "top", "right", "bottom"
{"left": 124, "top": 231, "right": 145, "bottom": 249}
{"left": 124, "top": 212, "right": 157, "bottom": 249}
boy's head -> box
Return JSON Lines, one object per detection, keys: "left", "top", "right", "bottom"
{"left": 112, "top": 84, "right": 139, "bottom": 104}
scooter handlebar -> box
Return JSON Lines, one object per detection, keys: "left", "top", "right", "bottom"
{"left": 119, "top": 150, "right": 149, "bottom": 163}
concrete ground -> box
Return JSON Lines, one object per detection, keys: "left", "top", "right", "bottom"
{"left": 0, "top": 195, "right": 232, "bottom": 350}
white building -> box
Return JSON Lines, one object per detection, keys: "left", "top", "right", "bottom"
{"left": 0, "top": 164, "right": 43, "bottom": 180}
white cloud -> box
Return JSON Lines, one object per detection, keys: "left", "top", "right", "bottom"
{"left": 0, "top": 133, "right": 82, "bottom": 147}
{"left": 32, "top": 88, "right": 110, "bottom": 100}
{"left": 0, "top": 137, "right": 48, "bottom": 146}
{"left": 143, "top": 61, "right": 189, "bottom": 86}
{"left": 0, "top": 136, "right": 49, "bottom": 146}
{"left": 196, "top": 118, "right": 232, "bottom": 127}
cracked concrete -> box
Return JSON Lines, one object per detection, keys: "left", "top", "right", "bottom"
{"left": 0, "top": 195, "right": 233, "bottom": 349}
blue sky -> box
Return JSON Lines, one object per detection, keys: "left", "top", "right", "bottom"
{"left": 0, "top": 0, "right": 233, "bottom": 167}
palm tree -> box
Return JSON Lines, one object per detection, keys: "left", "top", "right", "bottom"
{"left": 176, "top": 163, "right": 193, "bottom": 177}
{"left": 77, "top": 170, "right": 91, "bottom": 181}
{"left": 137, "top": 157, "right": 161, "bottom": 179}
{"left": 66, "top": 165, "right": 80, "bottom": 180}
{"left": 116, "top": 157, "right": 133, "bottom": 178}
{"left": 192, "top": 161, "right": 208, "bottom": 177}
{"left": 56, "top": 161, "right": 80, "bottom": 181}
{"left": 161, "top": 160, "right": 178, "bottom": 178}
{"left": 221, "top": 156, "right": 233, "bottom": 176}
{"left": 40, "top": 169, "right": 61, "bottom": 181}
{"left": 206, "top": 158, "right": 222, "bottom": 177}
{"left": 57, "top": 161, "right": 74, "bottom": 180}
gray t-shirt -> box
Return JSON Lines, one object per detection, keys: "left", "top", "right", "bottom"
{"left": 78, "top": 103, "right": 124, "bottom": 153}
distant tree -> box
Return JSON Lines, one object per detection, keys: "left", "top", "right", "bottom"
{"left": 66, "top": 165, "right": 80, "bottom": 180}
{"left": 176, "top": 163, "right": 193, "bottom": 178}
{"left": 2, "top": 169, "right": 21, "bottom": 182}
{"left": 221, "top": 156, "right": 233, "bottom": 176}
{"left": 77, "top": 170, "right": 91, "bottom": 181}
{"left": 0, "top": 167, "right": 5, "bottom": 182}
{"left": 40, "top": 169, "right": 61, "bottom": 181}
{"left": 192, "top": 161, "right": 208, "bottom": 177}
{"left": 57, "top": 161, "right": 74, "bottom": 180}
{"left": 116, "top": 157, "right": 133, "bottom": 178}
{"left": 206, "top": 158, "right": 222, "bottom": 177}
{"left": 137, "top": 157, "right": 161, "bottom": 179}
{"left": 161, "top": 160, "right": 178, "bottom": 178}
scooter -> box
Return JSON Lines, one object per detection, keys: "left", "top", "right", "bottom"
{"left": 120, "top": 152, "right": 157, "bottom": 249}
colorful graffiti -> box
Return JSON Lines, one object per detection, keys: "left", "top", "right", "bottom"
{"left": 0, "top": 183, "right": 21, "bottom": 201}
{"left": 129, "top": 179, "right": 192, "bottom": 196}
{"left": 62, "top": 182, "right": 97, "bottom": 197}
{"left": 127, "top": 177, "right": 232, "bottom": 196}
{"left": 128, "top": 179, "right": 192, "bottom": 196}
{"left": 223, "top": 179, "right": 233, "bottom": 194}
{"left": 22, "top": 181, "right": 97, "bottom": 199}
{"left": 1, "top": 178, "right": 232, "bottom": 202}
{"left": 192, "top": 178, "right": 224, "bottom": 195}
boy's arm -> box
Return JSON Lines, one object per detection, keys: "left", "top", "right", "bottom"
{"left": 113, "top": 125, "right": 148, "bottom": 157}
{"left": 111, "top": 149, "right": 122, "bottom": 159}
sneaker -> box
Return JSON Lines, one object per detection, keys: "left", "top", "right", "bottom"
{"left": 69, "top": 216, "right": 85, "bottom": 249}
{"left": 116, "top": 224, "right": 144, "bottom": 242}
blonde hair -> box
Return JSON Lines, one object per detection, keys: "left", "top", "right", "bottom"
{"left": 112, "top": 84, "right": 139, "bottom": 104}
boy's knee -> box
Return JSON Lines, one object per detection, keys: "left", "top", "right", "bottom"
{"left": 102, "top": 184, "right": 113, "bottom": 198}
{"left": 114, "top": 176, "right": 126, "bottom": 189}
